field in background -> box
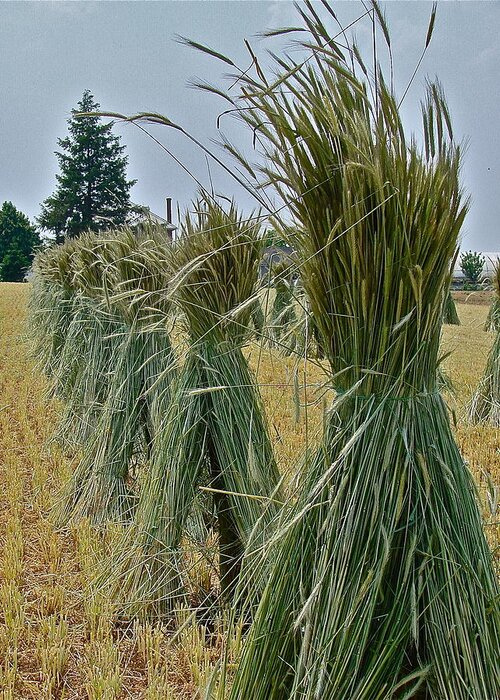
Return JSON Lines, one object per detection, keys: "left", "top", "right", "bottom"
{"left": 0, "top": 282, "right": 498, "bottom": 698}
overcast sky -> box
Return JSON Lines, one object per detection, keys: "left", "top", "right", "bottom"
{"left": 1, "top": 1, "right": 499, "bottom": 250}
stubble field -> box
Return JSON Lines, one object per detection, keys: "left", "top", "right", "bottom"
{"left": 0, "top": 282, "right": 498, "bottom": 699}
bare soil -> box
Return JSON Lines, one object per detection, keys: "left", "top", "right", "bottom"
{"left": 451, "top": 290, "right": 494, "bottom": 306}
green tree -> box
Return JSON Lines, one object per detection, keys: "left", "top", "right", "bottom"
{"left": 460, "top": 250, "right": 485, "bottom": 286}
{"left": 263, "top": 228, "right": 288, "bottom": 248}
{"left": 38, "top": 90, "right": 136, "bottom": 242}
{"left": 0, "top": 201, "right": 40, "bottom": 281}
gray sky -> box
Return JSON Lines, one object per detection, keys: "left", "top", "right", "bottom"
{"left": 1, "top": 0, "right": 499, "bottom": 250}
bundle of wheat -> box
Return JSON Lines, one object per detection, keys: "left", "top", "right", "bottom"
{"left": 266, "top": 259, "right": 299, "bottom": 354}
{"left": 182, "top": 5, "right": 498, "bottom": 698}
{"left": 49, "top": 233, "right": 127, "bottom": 450}
{"left": 97, "top": 198, "right": 282, "bottom": 619}
{"left": 468, "top": 262, "right": 500, "bottom": 425}
{"left": 54, "top": 227, "right": 176, "bottom": 526}
{"left": 28, "top": 239, "right": 80, "bottom": 379}
{"left": 484, "top": 263, "right": 500, "bottom": 332}
{"left": 443, "top": 288, "right": 460, "bottom": 325}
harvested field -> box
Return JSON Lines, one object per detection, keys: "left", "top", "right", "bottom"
{"left": 451, "top": 290, "right": 494, "bottom": 305}
{"left": 0, "top": 282, "right": 498, "bottom": 698}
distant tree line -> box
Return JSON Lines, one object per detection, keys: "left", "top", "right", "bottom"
{"left": 0, "top": 90, "right": 137, "bottom": 282}
{"left": 0, "top": 202, "right": 40, "bottom": 281}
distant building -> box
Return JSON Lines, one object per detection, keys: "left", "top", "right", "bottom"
{"left": 260, "top": 243, "right": 296, "bottom": 280}
{"left": 128, "top": 197, "right": 177, "bottom": 240}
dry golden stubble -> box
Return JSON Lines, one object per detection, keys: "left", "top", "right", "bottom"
{"left": 0, "top": 281, "right": 498, "bottom": 699}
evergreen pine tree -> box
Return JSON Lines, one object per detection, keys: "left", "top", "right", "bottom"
{"left": 0, "top": 201, "right": 40, "bottom": 281}
{"left": 38, "top": 90, "right": 136, "bottom": 241}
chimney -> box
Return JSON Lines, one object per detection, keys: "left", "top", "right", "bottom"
{"left": 165, "top": 197, "right": 172, "bottom": 225}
